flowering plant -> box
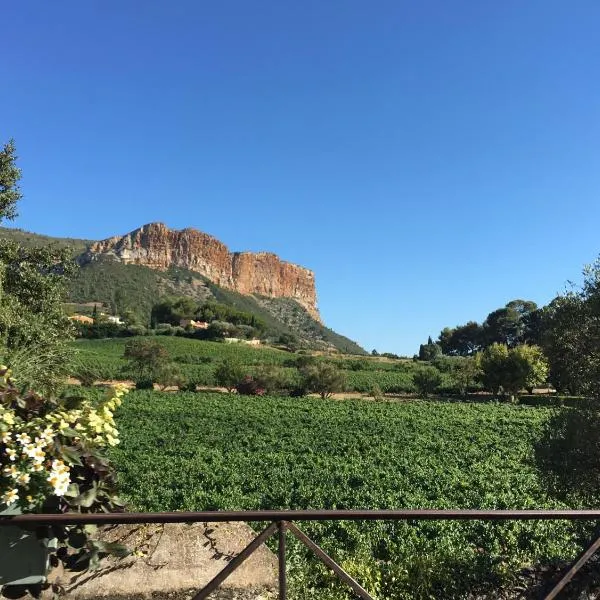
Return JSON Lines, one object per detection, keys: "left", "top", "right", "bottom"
{"left": 0, "top": 366, "right": 129, "bottom": 596}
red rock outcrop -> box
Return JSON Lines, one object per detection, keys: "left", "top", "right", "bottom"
{"left": 82, "top": 223, "right": 319, "bottom": 319}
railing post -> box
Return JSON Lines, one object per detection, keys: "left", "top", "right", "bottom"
{"left": 278, "top": 520, "right": 287, "bottom": 600}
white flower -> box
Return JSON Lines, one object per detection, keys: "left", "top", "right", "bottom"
{"left": 3, "top": 465, "right": 18, "bottom": 478}
{"left": 15, "top": 433, "right": 31, "bottom": 445}
{"left": 47, "top": 460, "right": 70, "bottom": 497}
{"left": 1, "top": 430, "right": 11, "bottom": 444}
{"left": 23, "top": 443, "right": 45, "bottom": 463}
{"left": 5, "top": 447, "right": 17, "bottom": 461}
{"left": 16, "top": 472, "right": 31, "bottom": 486}
{"left": 1, "top": 488, "right": 19, "bottom": 506}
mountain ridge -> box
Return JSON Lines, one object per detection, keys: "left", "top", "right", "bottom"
{"left": 80, "top": 222, "right": 320, "bottom": 320}
{"left": 0, "top": 225, "right": 366, "bottom": 354}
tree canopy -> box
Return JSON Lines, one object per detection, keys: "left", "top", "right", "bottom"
{"left": 0, "top": 139, "right": 21, "bottom": 223}
{"left": 0, "top": 140, "right": 74, "bottom": 390}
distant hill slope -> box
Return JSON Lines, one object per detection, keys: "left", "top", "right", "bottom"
{"left": 0, "top": 226, "right": 91, "bottom": 253}
{"left": 0, "top": 227, "right": 365, "bottom": 354}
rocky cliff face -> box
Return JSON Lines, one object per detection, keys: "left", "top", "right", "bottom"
{"left": 81, "top": 223, "right": 319, "bottom": 319}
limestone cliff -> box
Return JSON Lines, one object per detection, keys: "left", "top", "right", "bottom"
{"left": 81, "top": 223, "right": 319, "bottom": 320}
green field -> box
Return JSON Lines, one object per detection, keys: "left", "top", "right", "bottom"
{"left": 72, "top": 336, "right": 430, "bottom": 392}
{"left": 109, "top": 391, "right": 585, "bottom": 599}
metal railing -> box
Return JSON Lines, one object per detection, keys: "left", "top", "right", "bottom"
{"left": 2, "top": 509, "right": 600, "bottom": 600}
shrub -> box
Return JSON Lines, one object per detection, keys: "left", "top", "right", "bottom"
{"left": 0, "top": 368, "right": 129, "bottom": 595}
{"left": 477, "top": 343, "right": 549, "bottom": 399}
{"left": 123, "top": 338, "right": 169, "bottom": 382}
{"left": 413, "top": 367, "right": 443, "bottom": 397}
{"left": 254, "top": 365, "right": 291, "bottom": 395}
{"left": 71, "top": 359, "right": 102, "bottom": 387}
{"left": 135, "top": 378, "right": 154, "bottom": 390}
{"left": 370, "top": 383, "right": 384, "bottom": 400}
{"left": 124, "top": 325, "right": 148, "bottom": 337}
{"left": 215, "top": 360, "right": 245, "bottom": 393}
{"left": 155, "top": 362, "right": 184, "bottom": 391}
{"left": 301, "top": 362, "right": 346, "bottom": 399}
{"left": 235, "top": 375, "right": 265, "bottom": 396}
{"left": 180, "top": 379, "right": 200, "bottom": 392}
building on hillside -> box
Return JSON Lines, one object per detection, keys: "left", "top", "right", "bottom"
{"left": 69, "top": 315, "right": 94, "bottom": 324}
{"left": 180, "top": 319, "right": 209, "bottom": 329}
{"left": 105, "top": 315, "right": 124, "bottom": 325}
{"left": 224, "top": 337, "right": 261, "bottom": 346}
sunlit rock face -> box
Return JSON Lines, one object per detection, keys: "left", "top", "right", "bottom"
{"left": 82, "top": 222, "right": 320, "bottom": 320}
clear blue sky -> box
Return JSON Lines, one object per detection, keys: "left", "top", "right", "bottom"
{"left": 2, "top": 1, "right": 599, "bottom": 355}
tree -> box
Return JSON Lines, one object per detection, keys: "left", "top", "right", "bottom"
{"left": 301, "top": 362, "right": 345, "bottom": 399}
{"left": 412, "top": 367, "right": 442, "bottom": 397}
{"left": 534, "top": 259, "right": 600, "bottom": 504}
{"left": 476, "top": 343, "right": 510, "bottom": 396}
{"left": 438, "top": 322, "right": 483, "bottom": 356}
{"left": 0, "top": 140, "right": 76, "bottom": 391}
{"left": 205, "top": 320, "right": 237, "bottom": 340}
{"left": 477, "top": 343, "right": 548, "bottom": 400}
{"left": 482, "top": 300, "right": 538, "bottom": 348}
{"left": 451, "top": 358, "right": 481, "bottom": 397}
{"left": 418, "top": 341, "right": 442, "bottom": 361}
{"left": 214, "top": 359, "right": 245, "bottom": 393}
{"left": 123, "top": 338, "right": 168, "bottom": 383}
{"left": 151, "top": 296, "right": 198, "bottom": 326}
{"left": 509, "top": 344, "right": 548, "bottom": 394}
{"left": 540, "top": 295, "right": 588, "bottom": 394}
{"left": 155, "top": 362, "right": 184, "bottom": 391}
{"left": 539, "top": 260, "right": 600, "bottom": 397}
{"left": 0, "top": 139, "right": 21, "bottom": 222}
{"left": 0, "top": 242, "right": 75, "bottom": 391}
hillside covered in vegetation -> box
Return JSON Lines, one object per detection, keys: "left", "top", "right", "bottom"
{"left": 0, "top": 226, "right": 365, "bottom": 354}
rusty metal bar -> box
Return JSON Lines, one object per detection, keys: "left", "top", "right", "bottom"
{"left": 278, "top": 520, "right": 287, "bottom": 600}
{"left": 286, "top": 521, "right": 375, "bottom": 600}
{"left": 3, "top": 509, "right": 600, "bottom": 526}
{"left": 543, "top": 530, "right": 600, "bottom": 600}
{"left": 192, "top": 521, "right": 279, "bottom": 600}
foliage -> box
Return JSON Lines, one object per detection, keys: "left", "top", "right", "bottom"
{"left": 437, "top": 300, "right": 539, "bottom": 357}
{"left": 123, "top": 338, "right": 168, "bottom": 385}
{"left": 73, "top": 337, "right": 465, "bottom": 395}
{"left": 477, "top": 344, "right": 548, "bottom": 399}
{"left": 476, "top": 343, "right": 510, "bottom": 396}
{"left": 539, "top": 261, "right": 600, "bottom": 397}
{"left": 235, "top": 375, "right": 265, "bottom": 396}
{"left": 301, "top": 362, "right": 345, "bottom": 399}
{"left": 254, "top": 364, "right": 293, "bottom": 395}
{"left": 509, "top": 345, "right": 549, "bottom": 394}
{"left": 205, "top": 320, "right": 237, "bottom": 340}
{"left": 0, "top": 368, "right": 129, "bottom": 596}
{"left": 412, "top": 366, "right": 442, "bottom": 397}
{"left": 438, "top": 322, "right": 484, "bottom": 356}
{"left": 110, "top": 391, "right": 583, "bottom": 600}
{"left": 151, "top": 296, "right": 198, "bottom": 326}
{"left": 214, "top": 359, "right": 245, "bottom": 392}
{"left": 0, "top": 236, "right": 75, "bottom": 393}
{"left": 69, "top": 254, "right": 365, "bottom": 353}
{"left": 449, "top": 357, "right": 481, "bottom": 396}
{"left": 71, "top": 358, "right": 103, "bottom": 387}
{"left": 535, "top": 399, "right": 600, "bottom": 505}
{"left": 370, "top": 383, "right": 384, "bottom": 400}
{"left": 482, "top": 300, "right": 538, "bottom": 347}
{"left": 0, "top": 139, "right": 21, "bottom": 223}
{"left": 418, "top": 341, "right": 442, "bottom": 361}
{"left": 154, "top": 362, "right": 184, "bottom": 391}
